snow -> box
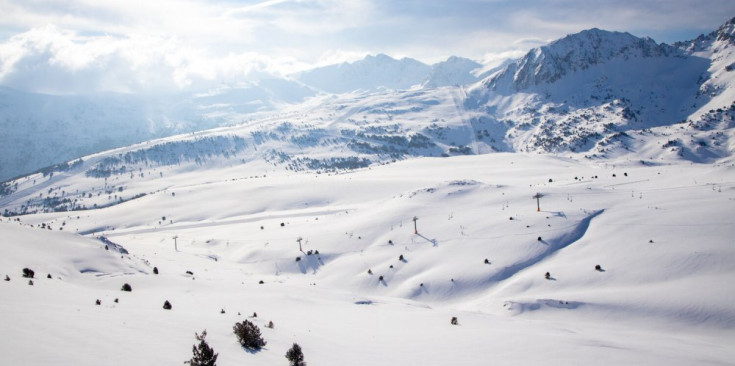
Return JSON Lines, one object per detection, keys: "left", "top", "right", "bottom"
{"left": 2, "top": 153, "right": 734, "bottom": 365}
{"left": 3, "top": 19, "right": 735, "bottom": 366}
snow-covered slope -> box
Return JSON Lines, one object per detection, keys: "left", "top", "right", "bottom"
{"left": 1, "top": 153, "right": 734, "bottom": 365}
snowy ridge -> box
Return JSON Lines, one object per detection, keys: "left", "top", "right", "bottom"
{"left": 292, "top": 54, "right": 432, "bottom": 93}
{"left": 422, "top": 56, "right": 484, "bottom": 88}
{"left": 483, "top": 28, "right": 680, "bottom": 92}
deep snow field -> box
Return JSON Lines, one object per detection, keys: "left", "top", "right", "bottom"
{"left": 2, "top": 153, "right": 735, "bottom": 365}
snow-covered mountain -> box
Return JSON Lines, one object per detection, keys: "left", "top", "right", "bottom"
{"left": 293, "top": 54, "right": 488, "bottom": 93}
{"left": 292, "top": 54, "right": 432, "bottom": 93}
{"left": 482, "top": 28, "right": 680, "bottom": 92}
{"left": 463, "top": 21, "right": 735, "bottom": 162}
{"left": 422, "top": 56, "right": 484, "bottom": 88}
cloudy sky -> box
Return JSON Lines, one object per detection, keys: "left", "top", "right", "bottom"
{"left": 1, "top": 0, "right": 734, "bottom": 94}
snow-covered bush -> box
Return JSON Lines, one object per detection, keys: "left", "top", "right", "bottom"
{"left": 233, "top": 320, "right": 266, "bottom": 350}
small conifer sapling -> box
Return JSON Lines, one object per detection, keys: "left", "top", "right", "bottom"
{"left": 185, "top": 330, "right": 218, "bottom": 366}
{"left": 285, "top": 343, "right": 306, "bottom": 366}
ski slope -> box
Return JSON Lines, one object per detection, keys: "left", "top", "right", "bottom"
{"left": 2, "top": 153, "right": 734, "bottom": 365}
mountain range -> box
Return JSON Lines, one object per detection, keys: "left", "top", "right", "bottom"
{"left": 1, "top": 18, "right": 734, "bottom": 186}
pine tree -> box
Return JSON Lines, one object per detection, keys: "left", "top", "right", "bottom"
{"left": 233, "top": 320, "right": 266, "bottom": 350}
{"left": 185, "top": 330, "right": 218, "bottom": 366}
{"left": 285, "top": 343, "right": 306, "bottom": 366}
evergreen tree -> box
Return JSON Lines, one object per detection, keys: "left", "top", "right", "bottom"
{"left": 285, "top": 343, "right": 306, "bottom": 366}
{"left": 185, "top": 330, "right": 218, "bottom": 366}
{"left": 233, "top": 320, "right": 266, "bottom": 350}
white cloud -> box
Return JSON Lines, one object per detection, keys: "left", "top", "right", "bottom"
{"left": 0, "top": 25, "right": 310, "bottom": 94}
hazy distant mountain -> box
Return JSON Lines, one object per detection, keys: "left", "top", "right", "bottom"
{"left": 0, "top": 79, "right": 316, "bottom": 181}
{"left": 292, "top": 54, "right": 432, "bottom": 93}
{"left": 422, "top": 56, "right": 484, "bottom": 88}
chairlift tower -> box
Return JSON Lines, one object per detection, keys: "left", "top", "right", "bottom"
{"left": 533, "top": 193, "right": 544, "bottom": 212}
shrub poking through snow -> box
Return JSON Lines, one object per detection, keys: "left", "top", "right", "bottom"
{"left": 451, "top": 317, "right": 458, "bottom": 325}
{"left": 233, "top": 320, "right": 266, "bottom": 350}
{"left": 153, "top": 267, "right": 159, "bottom": 274}
{"left": 484, "top": 258, "right": 490, "bottom": 264}
{"left": 544, "top": 272, "right": 551, "bottom": 280}
{"left": 295, "top": 257, "right": 301, "bottom": 262}
{"left": 46, "top": 274, "right": 52, "bottom": 279}
{"left": 185, "top": 330, "right": 218, "bottom": 366}
{"left": 367, "top": 269, "right": 372, "bottom": 275}
{"left": 121, "top": 283, "right": 132, "bottom": 292}
{"left": 163, "top": 300, "right": 172, "bottom": 310}
{"left": 285, "top": 343, "right": 306, "bottom": 366}
{"left": 595, "top": 264, "right": 602, "bottom": 271}
{"left": 537, "top": 236, "right": 542, "bottom": 241}
{"left": 95, "top": 299, "right": 101, "bottom": 305}
{"left": 399, "top": 254, "right": 404, "bottom": 261}
{"left": 22, "top": 268, "right": 34, "bottom": 278}
{"left": 28, "top": 280, "right": 33, "bottom": 286}
{"left": 378, "top": 275, "right": 384, "bottom": 281}
{"left": 266, "top": 321, "right": 274, "bottom": 329}
{"left": 4, "top": 275, "right": 10, "bottom": 281}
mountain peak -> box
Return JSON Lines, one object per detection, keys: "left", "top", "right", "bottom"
{"left": 716, "top": 16, "right": 735, "bottom": 43}
{"left": 484, "top": 27, "right": 676, "bottom": 91}
{"left": 293, "top": 54, "right": 430, "bottom": 93}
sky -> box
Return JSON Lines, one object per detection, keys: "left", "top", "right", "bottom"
{"left": 0, "top": 0, "right": 734, "bottom": 94}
